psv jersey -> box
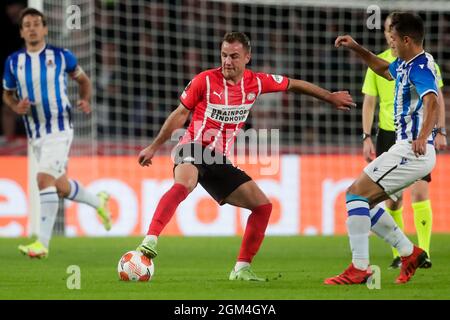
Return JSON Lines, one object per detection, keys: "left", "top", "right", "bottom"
{"left": 179, "top": 67, "right": 289, "bottom": 155}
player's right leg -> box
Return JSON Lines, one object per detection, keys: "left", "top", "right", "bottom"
{"left": 137, "top": 162, "right": 198, "bottom": 259}
{"left": 325, "top": 172, "right": 387, "bottom": 285}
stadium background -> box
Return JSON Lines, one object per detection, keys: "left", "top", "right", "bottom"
{"left": 1, "top": 0, "right": 450, "bottom": 237}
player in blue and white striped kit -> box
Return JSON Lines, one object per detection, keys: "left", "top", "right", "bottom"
{"left": 327, "top": 12, "right": 440, "bottom": 284}
{"left": 2, "top": 8, "right": 111, "bottom": 258}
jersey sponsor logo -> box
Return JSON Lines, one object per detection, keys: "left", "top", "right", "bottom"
{"left": 247, "top": 92, "right": 256, "bottom": 101}
{"left": 206, "top": 103, "right": 252, "bottom": 124}
{"left": 271, "top": 74, "right": 283, "bottom": 84}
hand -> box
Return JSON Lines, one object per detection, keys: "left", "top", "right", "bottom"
{"left": 138, "top": 145, "right": 157, "bottom": 167}
{"left": 434, "top": 133, "right": 447, "bottom": 151}
{"left": 335, "top": 35, "right": 359, "bottom": 50}
{"left": 327, "top": 91, "right": 356, "bottom": 110}
{"left": 363, "top": 138, "right": 376, "bottom": 163}
{"left": 13, "top": 98, "right": 31, "bottom": 115}
{"left": 77, "top": 100, "right": 91, "bottom": 114}
{"left": 412, "top": 138, "right": 427, "bottom": 157}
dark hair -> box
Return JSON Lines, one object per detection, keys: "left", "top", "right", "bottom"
{"left": 389, "top": 12, "right": 424, "bottom": 45}
{"left": 222, "top": 32, "right": 251, "bottom": 52}
{"left": 19, "top": 7, "right": 47, "bottom": 29}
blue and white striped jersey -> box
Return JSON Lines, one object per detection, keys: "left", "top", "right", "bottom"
{"left": 3, "top": 44, "right": 78, "bottom": 139}
{"left": 388, "top": 51, "right": 439, "bottom": 143}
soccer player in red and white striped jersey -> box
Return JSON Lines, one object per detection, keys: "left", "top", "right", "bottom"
{"left": 137, "top": 32, "right": 355, "bottom": 281}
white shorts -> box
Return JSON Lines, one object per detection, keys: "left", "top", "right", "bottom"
{"left": 30, "top": 131, "right": 74, "bottom": 179}
{"left": 363, "top": 140, "right": 436, "bottom": 201}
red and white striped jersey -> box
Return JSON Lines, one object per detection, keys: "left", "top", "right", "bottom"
{"left": 179, "top": 67, "right": 289, "bottom": 155}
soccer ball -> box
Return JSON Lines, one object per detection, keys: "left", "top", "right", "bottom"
{"left": 117, "top": 250, "right": 154, "bottom": 281}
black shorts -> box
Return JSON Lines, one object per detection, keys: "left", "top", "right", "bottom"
{"left": 376, "top": 128, "right": 431, "bottom": 182}
{"left": 173, "top": 143, "right": 252, "bottom": 205}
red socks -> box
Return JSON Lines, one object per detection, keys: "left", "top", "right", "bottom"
{"left": 147, "top": 183, "right": 189, "bottom": 236}
{"left": 148, "top": 184, "right": 271, "bottom": 264}
{"left": 238, "top": 203, "right": 272, "bottom": 263}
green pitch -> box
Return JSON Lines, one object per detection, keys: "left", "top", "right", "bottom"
{"left": 1, "top": 235, "right": 449, "bottom": 300}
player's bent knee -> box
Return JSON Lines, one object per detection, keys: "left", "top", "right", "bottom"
{"left": 37, "top": 173, "right": 57, "bottom": 190}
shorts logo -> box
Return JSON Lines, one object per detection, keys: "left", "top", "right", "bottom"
{"left": 247, "top": 92, "right": 256, "bottom": 101}
{"left": 400, "top": 157, "right": 408, "bottom": 165}
{"left": 373, "top": 167, "right": 378, "bottom": 173}
{"left": 271, "top": 74, "right": 283, "bottom": 84}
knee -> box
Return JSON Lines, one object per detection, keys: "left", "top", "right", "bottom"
{"left": 56, "top": 189, "right": 66, "bottom": 198}
{"left": 177, "top": 180, "right": 196, "bottom": 194}
{"left": 346, "top": 183, "right": 360, "bottom": 197}
{"left": 253, "top": 200, "right": 272, "bottom": 213}
{"left": 386, "top": 198, "right": 402, "bottom": 210}
{"left": 37, "top": 174, "right": 55, "bottom": 191}
{"left": 411, "top": 186, "right": 429, "bottom": 203}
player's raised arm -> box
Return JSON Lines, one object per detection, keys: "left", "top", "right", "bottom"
{"left": 335, "top": 35, "right": 392, "bottom": 81}
{"left": 413, "top": 93, "right": 439, "bottom": 156}
{"left": 138, "top": 103, "right": 191, "bottom": 166}
{"left": 287, "top": 79, "right": 356, "bottom": 110}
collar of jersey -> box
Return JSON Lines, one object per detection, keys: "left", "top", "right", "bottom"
{"left": 404, "top": 50, "right": 425, "bottom": 65}
{"left": 26, "top": 43, "right": 47, "bottom": 57}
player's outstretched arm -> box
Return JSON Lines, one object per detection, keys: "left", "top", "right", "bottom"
{"left": 413, "top": 93, "right": 439, "bottom": 156}
{"left": 138, "top": 104, "right": 191, "bottom": 166}
{"left": 287, "top": 79, "right": 356, "bottom": 110}
{"left": 335, "top": 35, "right": 392, "bottom": 80}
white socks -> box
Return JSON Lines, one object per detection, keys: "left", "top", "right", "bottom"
{"left": 347, "top": 216, "right": 371, "bottom": 270}
{"left": 67, "top": 179, "right": 100, "bottom": 208}
{"left": 143, "top": 235, "right": 158, "bottom": 244}
{"left": 345, "top": 194, "right": 372, "bottom": 270}
{"left": 38, "top": 186, "right": 59, "bottom": 248}
{"left": 234, "top": 261, "right": 250, "bottom": 272}
{"left": 370, "top": 205, "right": 413, "bottom": 257}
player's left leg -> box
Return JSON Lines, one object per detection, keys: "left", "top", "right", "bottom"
{"left": 410, "top": 179, "right": 433, "bottom": 268}
{"left": 368, "top": 203, "right": 428, "bottom": 283}
{"left": 55, "top": 175, "right": 112, "bottom": 231}
{"left": 224, "top": 180, "right": 271, "bottom": 281}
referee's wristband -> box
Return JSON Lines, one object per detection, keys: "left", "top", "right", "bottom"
{"left": 362, "top": 133, "right": 371, "bottom": 141}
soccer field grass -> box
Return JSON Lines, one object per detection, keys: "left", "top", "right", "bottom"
{"left": 1, "top": 235, "right": 449, "bottom": 300}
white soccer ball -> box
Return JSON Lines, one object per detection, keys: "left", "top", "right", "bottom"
{"left": 117, "top": 250, "right": 154, "bottom": 282}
